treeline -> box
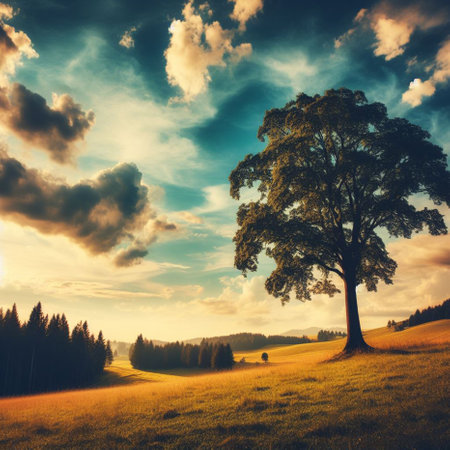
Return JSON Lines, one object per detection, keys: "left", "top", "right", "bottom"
{"left": 198, "top": 332, "right": 310, "bottom": 351}
{"left": 388, "top": 298, "right": 450, "bottom": 331}
{"left": 0, "top": 302, "right": 113, "bottom": 397}
{"left": 408, "top": 299, "right": 450, "bottom": 327}
{"left": 110, "top": 340, "right": 131, "bottom": 356}
{"left": 129, "top": 335, "right": 234, "bottom": 371}
{"left": 317, "top": 330, "right": 347, "bottom": 341}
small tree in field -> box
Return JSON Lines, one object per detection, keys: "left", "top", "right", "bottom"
{"left": 230, "top": 88, "right": 449, "bottom": 353}
{"left": 261, "top": 352, "right": 268, "bottom": 363}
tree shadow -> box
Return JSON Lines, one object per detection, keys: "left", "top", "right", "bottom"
{"left": 324, "top": 344, "right": 449, "bottom": 363}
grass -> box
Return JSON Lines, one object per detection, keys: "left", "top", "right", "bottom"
{"left": 0, "top": 320, "right": 448, "bottom": 448}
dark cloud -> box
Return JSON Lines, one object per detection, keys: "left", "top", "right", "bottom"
{"left": 427, "top": 250, "right": 450, "bottom": 267}
{"left": 114, "top": 245, "right": 151, "bottom": 267}
{"left": 153, "top": 218, "right": 177, "bottom": 232}
{"left": 0, "top": 12, "right": 38, "bottom": 84}
{"left": 0, "top": 83, "right": 94, "bottom": 163}
{"left": 114, "top": 217, "right": 179, "bottom": 267}
{"left": 0, "top": 24, "right": 17, "bottom": 70}
{"left": 0, "top": 147, "right": 152, "bottom": 254}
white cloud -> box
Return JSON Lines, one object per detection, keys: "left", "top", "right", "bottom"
{"left": 195, "top": 275, "right": 271, "bottom": 319}
{"left": 119, "top": 26, "right": 136, "bottom": 49}
{"left": 372, "top": 16, "right": 414, "bottom": 60}
{"left": 262, "top": 50, "right": 317, "bottom": 91}
{"left": 195, "top": 184, "right": 235, "bottom": 214}
{"left": 42, "top": 34, "right": 212, "bottom": 186}
{"left": 189, "top": 184, "right": 242, "bottom": 238}
{"left": 229, "top": 0, "right": 263, "bottom": 31}
{"left": 402, "top": 38, "right": 450, "bottom": 106}
{"left": 0, "top": 3, "right": 13, "bottom": 20}
{"left": 175, "top": 211, "right": 204, "bottom": 224}
{"left": 90, "top": 91, "right": 203, "bottom": 184}
{"left": 202, "top": 243, "right": 235, "bottom": 271}
{"left": 164, "top": 0, "right": 252, "bottom": 101}
{"left": 401, "top": 78, "right": 436, "bottom": 107}
{"left": 335, "top": 3, "right": 450, "bottom": 107}
{"left": 190, "top": 274, "right": 348, "bottom": 333}
{"left": 336, "top": 3, "right": 448, "bottom": 61}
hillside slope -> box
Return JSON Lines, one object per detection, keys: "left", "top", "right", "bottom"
{"left": 0, "top": 320, "right": 448, "bottom": 448}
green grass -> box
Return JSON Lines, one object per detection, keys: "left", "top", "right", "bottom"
{"left": 0, "top": 320, "right": 448, "bottom": 449}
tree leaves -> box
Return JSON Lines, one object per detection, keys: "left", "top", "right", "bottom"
{"left": 230, "top": 88, "right": 449, "bottom": 303}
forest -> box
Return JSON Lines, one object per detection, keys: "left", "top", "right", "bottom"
{"left": 0, "top": 302, "right": 113, "bottom": 396}
{"left": 197, "top": 332, "right": 311, "bottom": 350}
{"left": 388, "top": 298, "right": 450, "bottom": 331}
{"left": 317, "top": 330, "right": 347, "bottom": 341}
{"left": 129, "top": 335, "right": 235, "bottom": 370}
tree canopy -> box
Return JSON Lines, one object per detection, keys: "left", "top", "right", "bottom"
{"left": 230, "top": 88, "right": 449, "bottom": 352}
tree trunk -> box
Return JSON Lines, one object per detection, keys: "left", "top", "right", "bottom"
{"left": 343, "top": 273, "right": 372, "bottom": 353}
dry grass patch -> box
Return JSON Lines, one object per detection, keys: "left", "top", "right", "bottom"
{"left": 0, "top": 320, "right": 448, "bottom": 448}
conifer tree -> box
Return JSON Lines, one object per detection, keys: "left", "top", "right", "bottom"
{"left": 105, "top": 340, "right": 113, "bottom": 366}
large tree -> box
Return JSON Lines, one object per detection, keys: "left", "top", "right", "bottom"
{"left": 229, "top": 88, "right": 449, "bottom": 353}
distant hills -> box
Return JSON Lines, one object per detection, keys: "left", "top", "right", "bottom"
{"left": 115, "top": 327, "right": 348, "bottom": 353}
{"left": 280, "top": 326, "right": 346, "bottom": 337}
{"left": 184, "top": 327, "right": 347, "bottom": 345}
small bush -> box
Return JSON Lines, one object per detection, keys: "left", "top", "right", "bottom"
{"left": 162, "top": 409, "right": 180, "bottom": 420}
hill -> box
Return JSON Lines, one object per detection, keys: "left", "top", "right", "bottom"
{"left": 0, "top": 320, "right": 448, "bottom": 448}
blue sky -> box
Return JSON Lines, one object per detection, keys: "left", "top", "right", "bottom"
{"left": 0, "top": 0, "right": 449, "bottom": 341}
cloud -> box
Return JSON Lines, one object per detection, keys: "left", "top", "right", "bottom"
{"left": 0, "top": 83, "right": 95, "bottom": 163}
{"left": 114, "top": 246, "right": 151, "bottom": 268}
{"left": 401, "top": 77, "right": 436, "bottom": 106}
{"left": 195, "top": 275, "right": 271, "bottom": 322}
{"left": 0, "top": 5, "right": 38, "bottom": 85}
{"left": 357, "top": 234, "right": 450, "bottom": 326}
{"left": 195, "top": 184, "right": 236, "bottom": 214}
{"left": 202, "top": 243, "right": 234, "bottom": 271}
{"left": 0, "top": 3, "right": 13, "bottom": 20}
{"left": 114, "top": 216, "right": 180, "bottom": 267}
{"left": 0, "top": 220, "right": 203, "bottom": 338}
{"left": 370, "top": 3, "right": 448, "bottom": 61}
{"left": 372, "top": 16, "right": 414, "bottom": 60}
{"left": 229, "top": 0, "right": 263, "bottom": 31}
{"left": 389, "top": 233, "right": 450, "bottom": 269}
{"left": 402, "top": 38, "right": 450, "bottom": 106}
{"left": 433, "top": 39, "right": 450, "bottom": 83}
{"left": 261, "top": 50, "right": 317, "bottom": 92}
{"left": 336, "top": 2, "right": 450, "bottom": 106}
{"left": 336, "top": 2, "right": 448, "bottom": 60}
{"left": 176, "top": 211, "right": 204, "bottom": 224}
{"left": 119, "top": 26, "right": 136, "bottom": 49}
{"left": 0, "top": 147, "right": 157, "bottom": 257}
{"left": 165, "top": 0, "right": 252, "bottom": 101}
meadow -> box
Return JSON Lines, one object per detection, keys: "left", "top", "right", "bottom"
{"left": 0, "top": 320, "right": 448, "bottom": 449}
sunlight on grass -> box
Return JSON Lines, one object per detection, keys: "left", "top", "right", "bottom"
{"left": 0, "top": 320, "right": 448, "bottom": 448}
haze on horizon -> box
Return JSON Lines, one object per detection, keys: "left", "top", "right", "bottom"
{"left": 0, "top": 0, "right": 449, "bottom": 342}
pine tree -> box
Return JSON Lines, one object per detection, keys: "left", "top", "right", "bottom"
{"left": 26, "top": 302, "right": 48, "bottom": 392}
{"left": 105, "top": 340, "right": 113, "bottom": 366}
{"left": 198, "top": 343, "right": 212, "bottom": 368}
{"left": 130, "top": 334, "right": 145, "bottom": 369}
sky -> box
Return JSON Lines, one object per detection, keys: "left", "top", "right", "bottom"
{"left": 0, "top": 0, "right": 449, "bottom": 342}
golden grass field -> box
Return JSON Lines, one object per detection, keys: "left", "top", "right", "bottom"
{"left": 0, "top": 320, "right": 449, "bottom": 449}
